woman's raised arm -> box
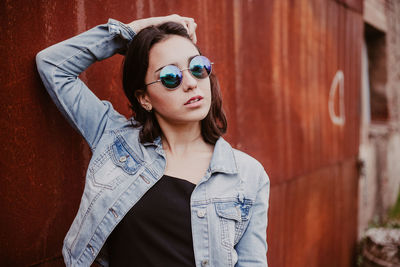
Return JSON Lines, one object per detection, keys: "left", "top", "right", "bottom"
{"left": 36, "top": 19, "right": 136, "bottom": 150}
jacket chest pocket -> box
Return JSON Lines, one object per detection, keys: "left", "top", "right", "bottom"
{"left": 89, "top": 139, "right": 142, "bottom": 190}
{"left": 214, "top": 200, "right": 253, "bottom": 249}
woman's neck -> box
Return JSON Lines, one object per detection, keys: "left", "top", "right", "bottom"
{"left": 158, "top": 119, "right": 207, "bottom": 156}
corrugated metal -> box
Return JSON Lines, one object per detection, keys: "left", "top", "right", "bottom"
{"left": 231, "top": 0, "right": 362, "bottom": 183}
{"left": 268, "top": 158, "right": 358, "bottom": 267}
{"left": 336, "top": 0, "right": 364, "bottom": 13}
{"left": 0, "top": 0, "right": 362, "bottom": 266}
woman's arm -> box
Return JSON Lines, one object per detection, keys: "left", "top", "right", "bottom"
{"left": 235, "top": 169, "right": 270, "bottom": 266}
{"left": 36, "top": 19, "right": 135, "bottom": 149}
{"left": 36, "top": 15, "right": 197, "bottom": 150}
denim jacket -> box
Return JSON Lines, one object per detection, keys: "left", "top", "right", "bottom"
{"left": 36, "top": 19, "right": 270, "bottom": 267}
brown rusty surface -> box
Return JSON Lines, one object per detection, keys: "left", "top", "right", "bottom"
{"left": 1, "top": 0, "right": 361, "bottom": 266}
{"left": 268, "top": 157, "right": 359, "bottom": 267}
{"left": 336, "top": 0, "right": 363, "bottom": 13}
{"left": 233, "top": 0, "right": 362, "bottom": 184}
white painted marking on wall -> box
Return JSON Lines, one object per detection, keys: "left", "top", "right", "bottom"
{"left": 329, "top": 70, "right": 345, "bottom": 126}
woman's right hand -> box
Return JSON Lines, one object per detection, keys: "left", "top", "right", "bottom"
{"left": 127, "top": 14, "right": 197, "bottom": 43}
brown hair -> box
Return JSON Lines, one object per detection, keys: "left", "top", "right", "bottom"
{"left": 122, "top": 22, "right": 227, "bottom": 144}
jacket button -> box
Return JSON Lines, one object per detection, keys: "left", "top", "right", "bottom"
{"left": 197, "top": 209, "right": 206, "bottom": 218}
{"left": 201, "top": 259, "right": 209, "bottom": 266}
{"left": 119, "top": 156, "right": 127, "bottom": 162}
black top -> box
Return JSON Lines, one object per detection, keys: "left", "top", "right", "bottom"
{"left": 107, "top": 175, "right": 196, "bottom": 267}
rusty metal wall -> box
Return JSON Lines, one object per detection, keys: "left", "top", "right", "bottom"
{"left": 0, "top": 0, "right": 362, "bottom": 266}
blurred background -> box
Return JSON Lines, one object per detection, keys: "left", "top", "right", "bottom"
{"left": 1, "top": 0, "right": 399, "bottom": 266}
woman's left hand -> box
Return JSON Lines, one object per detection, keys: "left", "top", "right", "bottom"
{"left": 127, "top": 14, "right": 198, "bottom": 43}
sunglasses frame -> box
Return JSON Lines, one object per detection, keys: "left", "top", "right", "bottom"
{"left": 144, "top": 55, "right": 213, "bottom": 90}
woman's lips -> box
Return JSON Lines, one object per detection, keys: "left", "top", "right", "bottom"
{"left": 184, "top": 95, "right": 203, "bottom": 105}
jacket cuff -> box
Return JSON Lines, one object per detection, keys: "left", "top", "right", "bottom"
{"left": 107, "top": 18, "right": 136, "bottom": 42}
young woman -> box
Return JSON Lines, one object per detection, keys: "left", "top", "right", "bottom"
{"left": 36, "top": 14, "right": 270, "bottom": 267}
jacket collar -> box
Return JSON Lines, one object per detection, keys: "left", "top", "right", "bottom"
{"left": 143, "top": 135, "right": 162, "bottom": 148}
{"left": 143, "top": 136, "right": 238, "bottom": 175}
{"left": 208, "top": 137, "right": 238, "bottom": 174}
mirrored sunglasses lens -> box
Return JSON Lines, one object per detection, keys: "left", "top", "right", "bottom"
{"left": 160, "top": 65, "right": 182, "bottom": 89}
{"left": 190, "top": 56, "right": 212, "bottom": 79}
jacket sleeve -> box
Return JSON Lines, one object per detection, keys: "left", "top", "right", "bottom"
{"left": 36, "top": 19, "right": 135, "bottom": 149}
{"left": 235, "top": 168, "right": 270, "bottom": 266}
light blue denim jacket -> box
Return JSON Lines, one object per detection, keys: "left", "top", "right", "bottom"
{"left": 36, "top": 18, "right": 269, "bottom": 267}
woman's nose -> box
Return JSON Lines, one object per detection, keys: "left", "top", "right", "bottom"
{"left": 181, "top": 69, "right": 197, "bottom": 91}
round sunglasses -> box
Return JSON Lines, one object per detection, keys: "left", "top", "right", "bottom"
{"left": 145, "top": 55, "right": 213, "bottom": 90}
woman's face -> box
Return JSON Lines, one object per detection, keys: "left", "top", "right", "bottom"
{"left": 141, "top": 35, "right": 212, "bottom": 125}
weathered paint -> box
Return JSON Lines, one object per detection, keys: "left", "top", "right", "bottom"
{"left": 0, "top": 0, "right": 362, "bottom": 266}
